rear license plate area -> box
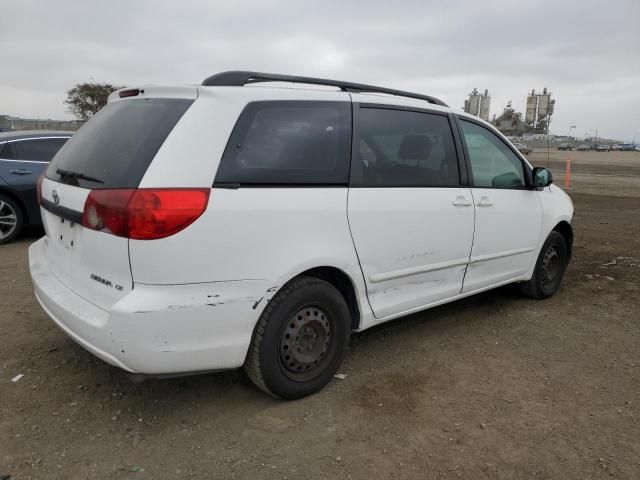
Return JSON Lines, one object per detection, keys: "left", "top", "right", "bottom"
{"left": 51, "top": 216, "right": 78, "bottom": 250}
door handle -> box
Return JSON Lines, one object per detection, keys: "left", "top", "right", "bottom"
{"left": 476, "top": 196, "right": 493, "bottom": 207}
{"left": 9, "top": 168, "right": 32, "bottom": 175}
{"left": 452, "top": 196, "right": 473, "bottom": 207}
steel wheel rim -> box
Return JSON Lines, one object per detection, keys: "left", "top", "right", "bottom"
{"left": 0, "top": 200, "right": 17, "bottom": 240}
{"left": 541, "top": 245, "right": 561, "bottom": 288}
{"left": 279, "top": 306, "right": 332, "bottom": 381}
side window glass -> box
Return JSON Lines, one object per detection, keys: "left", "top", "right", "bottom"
{"left": 351, "top": 108, "right": 460, "bottom": 187}
{"left": 14, "top": 138, "right": 68, "bottom": 162}
{"left": 216, "top": 101, "right": 351, "bottom": 184}
{"left": 459, "top": 120, "right": 525, "bottom": 188}
{"left": 0, "top": 142, "right": 15, "bottom": 160}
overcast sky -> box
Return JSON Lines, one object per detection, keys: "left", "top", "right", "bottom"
{"left": 1, "top": 0, "right": 639, "bottom": 141}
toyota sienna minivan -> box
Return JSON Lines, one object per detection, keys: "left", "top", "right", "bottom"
{"left": 29, "top": 71, "right": 574, "bottom": 399}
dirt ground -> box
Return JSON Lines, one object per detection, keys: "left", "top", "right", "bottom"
{"left": 528, "top": 149, "right": 640, "bottom": 198}
{"left": 1, "top": 150, "right": 639, "bottom": 479}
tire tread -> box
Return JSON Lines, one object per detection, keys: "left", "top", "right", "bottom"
{"left": 520, "top": 231, "right": 567, "bottom": 299}
{"left": 245, "top": 276, "right": 332, "bottom": 398}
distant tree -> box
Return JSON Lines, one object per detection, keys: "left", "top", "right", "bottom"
{"left": 64, "top": 82, "right": 122, "bottom": 120}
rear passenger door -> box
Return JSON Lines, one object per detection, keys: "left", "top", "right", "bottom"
{"left": 0, "top": 137, "right": 68, "bottom": 223}
{"left": 347, "top": 104, "right": 475, "bottom": 319}
{"left": 456, "top": 117, "right": 542, "bottom": 292}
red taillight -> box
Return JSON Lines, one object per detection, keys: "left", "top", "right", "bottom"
{"left": 81, "top": 189, "right": 210, "bottom": 240}
{"left": 119, "top": 88, "right": 141, "bottom": 98}
{"left": 37, "top": 175, "right": 44, "bottom": 205}
{"left": 82, "top": 189, "right": 132, "bottom": 237}
{"left": 127, "top": 189, "right": 210, "bottom": 240}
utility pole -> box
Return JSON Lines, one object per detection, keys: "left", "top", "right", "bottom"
{"left": 547, "top": 116, "right": 553, "bottom": 168}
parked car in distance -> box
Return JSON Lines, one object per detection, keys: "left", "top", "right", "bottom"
{"left": 29, "top": 71, "right": 574, "bottom": 399}
{"left": 596, "top": 144, "right": 611, "bottom": 152}
{"left": 512, "top": 142, "right": 533, "bottom": 155}
{"left": 620, "top": 144, "right": 637, "bottom": 151}
{"left": 0, "top": 131, "right": 71, "bottom": 244}
{"left": 576, "top": 144, "right": 591, "bottom": 151}
{"left": 558, "top": 143, "right": 573, "bottom": 151}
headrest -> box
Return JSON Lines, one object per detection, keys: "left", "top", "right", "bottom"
{"left": 398, "top": 134, "right": 432, "bottom": 160}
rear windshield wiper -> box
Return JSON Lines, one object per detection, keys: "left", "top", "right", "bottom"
{"left": 56, "top": 168, "right": 104, "bottom": 184}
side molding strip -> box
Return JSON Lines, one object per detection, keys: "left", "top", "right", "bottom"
{"left": 368, "top": 247, "right": 535, "bottom": 284}
{"left": 369, "top": 257, "right": 469, "bottom": 283}
{"left": 469, "top": 247, "right": 535, "bottom": 264}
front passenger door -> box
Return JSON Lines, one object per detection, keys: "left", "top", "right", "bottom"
{"left": 457, "top": 118, "right": 542, "bottom": 293}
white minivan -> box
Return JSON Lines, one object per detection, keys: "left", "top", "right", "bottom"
{"left": 29, "top": 71, "right": 574, "bottom": 399}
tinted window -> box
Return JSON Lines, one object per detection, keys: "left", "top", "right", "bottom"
{"left": 459, "top": 120, "right": 525, "bottom": 188}
{"left": 14, "top": 138, "right": 68, "bottom": 162}
{"left": 215, "top": 101, "right": 351, "bottom": 185}
{"left": 351, "top": 108, "right": 459, "bottom": 187}
{"left": 46, "top": 98, "right": 192, "bottom": 189}
{"left": 0, "top": 142, "right": 14, "bottom": 160}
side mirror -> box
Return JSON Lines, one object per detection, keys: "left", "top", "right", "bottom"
{"left": 532, "top": 167, "right": 553, "bottom": 188}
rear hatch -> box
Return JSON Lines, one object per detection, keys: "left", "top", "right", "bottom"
{"left": 40, "top": 90, "right": 195, "bottom": 310}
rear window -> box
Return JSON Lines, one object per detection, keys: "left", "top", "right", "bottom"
{"left": 14, "top": 138, "right": 68, "bottom": 162}
{"left": 0, "top": 142, "right": 14, "bottom": 159}
{"left": 215, "top": 101, "right": 351, "bottom": 185}
{"left": 46, "top": 98, "right": 192, "bottom": 189}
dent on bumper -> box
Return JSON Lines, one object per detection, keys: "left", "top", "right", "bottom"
{"left": 29, "top": 237, "right": 273, "bottom": 374}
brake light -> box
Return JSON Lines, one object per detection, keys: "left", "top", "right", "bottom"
{"left": 37, "top": 175, "right": 44, "bottom": 205}
{"left": 119, "top": 88, "right": 142, "bottom": 98}
{"left": 81, "top": 189, "right": 210, "bottom": 240}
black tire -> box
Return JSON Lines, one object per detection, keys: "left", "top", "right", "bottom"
{"left": 245, "top": 276, "right": 351, "bottom": 399}
{"left": 520, "top": 231, "right": 568, "bottom": 299}
{"left": 0, "top": 194, "right": 23, "bottom": 245}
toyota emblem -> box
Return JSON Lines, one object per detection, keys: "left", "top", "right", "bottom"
{"left": 52, "top": 190, "right": 59, "bottom": 205}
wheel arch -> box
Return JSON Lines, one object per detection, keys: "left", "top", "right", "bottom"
{"left": 281, "top": 266, "right": 363, "bottom": 331}
{"left": 552, "top": 220, "right": 573, "bottom": 261}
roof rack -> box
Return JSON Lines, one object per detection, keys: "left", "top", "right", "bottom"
{"left": 201, "top": 71, "right": 448, "bottom": 107}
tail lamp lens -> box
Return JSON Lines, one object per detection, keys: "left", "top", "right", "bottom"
{"left": 36, "top": 175, "right": 44, "bottom": 205}
{"left": 81, "top": 189, "right": 210, "bottom": 240}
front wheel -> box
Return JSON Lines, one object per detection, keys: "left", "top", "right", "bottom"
{"left": 244, "top": 276, "right": 351, "bottom": 399}
{"left": 520, "top": 231, "right": 568, "bottom": 299}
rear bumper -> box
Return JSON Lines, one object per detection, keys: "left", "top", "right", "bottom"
{"left": 29, "top": 237, "right": 271, "bottom": 374}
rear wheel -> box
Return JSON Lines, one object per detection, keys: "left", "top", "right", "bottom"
{"left": 0, "top": 194, "right": 23, "bottom": 245}
{"left": 520, "top": 231, "right": 568, "bottom": 299}
{"left": 245, "top": 276, "right": 351, "bottom": 399}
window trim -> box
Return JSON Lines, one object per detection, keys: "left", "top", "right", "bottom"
{"left": 453, "top": 115, "right": 534, "bottom": 190}
{"left": 348, "top": 103, "right": 467, "bottom": 188}
{"left": 0, "top": 137, "right": 71, "bottom": 163}
{"left": 213, "top": 182, "right": 349, "bottom": 189}
{"left": 0, "top": 142, "right": 14, "bottom": 160}
{"left": 214, "top": 100, "right": 352, "bottom": 187}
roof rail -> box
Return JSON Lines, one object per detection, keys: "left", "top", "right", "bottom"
{"left": 201, "top": 71, "right": 448, "bottom": 107}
